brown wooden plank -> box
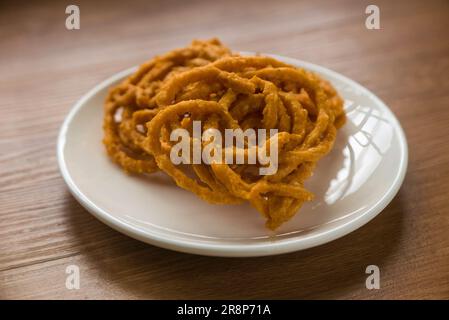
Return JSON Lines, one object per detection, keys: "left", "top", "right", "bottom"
{"left": 1, "top": 0, "right": 448, "bottom": 299}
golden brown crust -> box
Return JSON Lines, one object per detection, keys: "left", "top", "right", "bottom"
{"left": 102, "top": 39, "right": 346, "bottom": 230}
{"left": 102, "top": 38, "right": 232, "bottom": 174}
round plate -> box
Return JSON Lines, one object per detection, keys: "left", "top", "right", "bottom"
{"left": 57, "top": 53, "right": 408, "bottom": 257}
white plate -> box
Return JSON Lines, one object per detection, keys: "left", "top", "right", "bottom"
{"left": 57, "top": 53, "right": 408, "bottom": 257}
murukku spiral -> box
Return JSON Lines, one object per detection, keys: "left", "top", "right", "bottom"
{"left": 103, "top": 39, "right": 345, "bottom": 230}
{"left": 103, "top": 39, "right": 232, "bottom": 174}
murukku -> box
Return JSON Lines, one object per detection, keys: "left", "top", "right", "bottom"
{"left": 103, "top": 38, "right": 232, "bottom": 174}
{"left": 103, "top": 39, "right": 346, "bottom": 230}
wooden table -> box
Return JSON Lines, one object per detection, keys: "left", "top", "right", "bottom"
{"left": 1, "top": 0, "right": 448, "bottom": 299}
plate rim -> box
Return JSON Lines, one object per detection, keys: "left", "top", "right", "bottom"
{"left": 57, "top": 54, "right": 408, "bottom": 257}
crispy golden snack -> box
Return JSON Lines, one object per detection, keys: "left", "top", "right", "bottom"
{"left": 103, "top": 39, "right": 345, "bottom": 230}
{"left": 103, "top": 38, "right": 232, "bottom": 174}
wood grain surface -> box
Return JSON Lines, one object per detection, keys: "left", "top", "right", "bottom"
{"left": 1, "top": 0, "right": 448, "bottom": 299}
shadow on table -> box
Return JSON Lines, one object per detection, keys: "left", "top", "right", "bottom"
{"left": 64, "top": 187, "right": 405, "bottom": 299}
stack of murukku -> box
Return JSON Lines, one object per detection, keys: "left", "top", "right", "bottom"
{"left": 103, "top": 39, "right": 345, "bottom": 230}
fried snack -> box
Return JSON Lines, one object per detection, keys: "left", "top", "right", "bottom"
{"left": 103, "top": 38, "right": 232, "bottom": 174}
{"left": 103, "top": 39, "right": 345, "bottom": 230}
